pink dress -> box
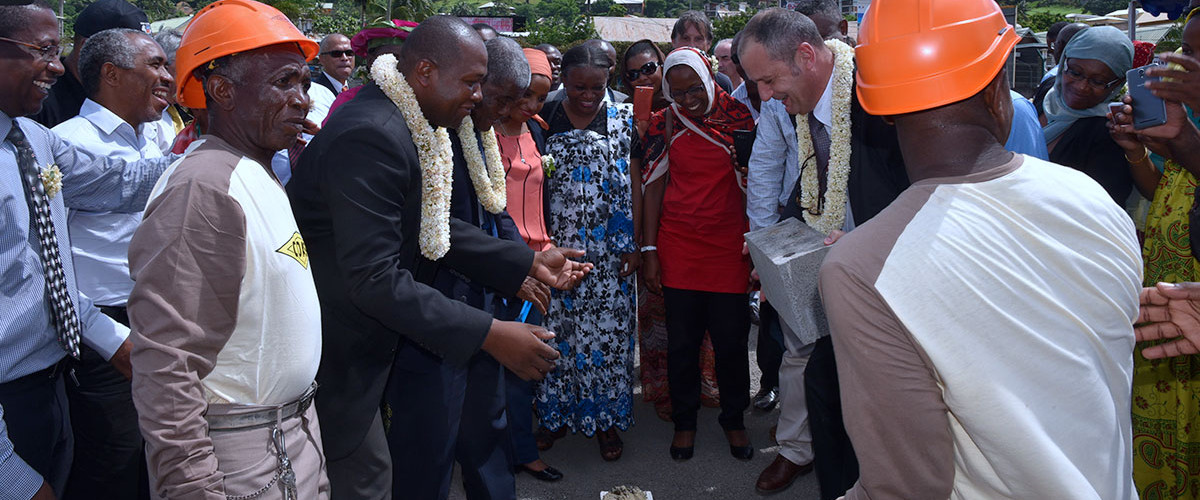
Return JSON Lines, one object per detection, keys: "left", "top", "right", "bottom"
{"left": 496, "top": 131, "right": 552, "bottom": 251}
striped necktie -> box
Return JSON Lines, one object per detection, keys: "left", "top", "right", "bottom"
{"left": 8, "top": 123, "right": 82, "bottom": 358}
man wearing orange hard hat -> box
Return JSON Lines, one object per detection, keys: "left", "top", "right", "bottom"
{"left": 819, "top": 0, "right": 1140, "bottom": 498}
{"left": 125, "top": 0, "right": 330, "bottom": 498}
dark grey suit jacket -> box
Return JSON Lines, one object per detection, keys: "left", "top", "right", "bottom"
{"left": 288, "top": 82, "right": 534, "bottom": 459}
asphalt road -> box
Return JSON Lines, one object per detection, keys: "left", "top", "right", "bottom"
{"left": 449, "top": 325, "right": 821, "bottom": 500}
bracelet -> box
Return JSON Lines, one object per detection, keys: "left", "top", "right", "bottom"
{"left": 1125, "top": 147, "right": 1149, "bottom": 164}
{"left": 640, "top": 245, "right": 657, "bottom": 253}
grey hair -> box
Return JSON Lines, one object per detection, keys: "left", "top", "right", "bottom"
{"left": 738, "top": 7, "right": 823, "bottom": 64}
{"left": 80, "top": 28, "right": 144, "bottom": 97}
{"left": 671, "top": 10, "right": 712, "bottom": 43}
{"left": 484, "top": 36, "right": 530, "bottom": 90}
{"left": 793, "top": 0, "right": 840, "bottom": 19}
{"left": 153, "top": 29, "right": 182, "bottom": 67}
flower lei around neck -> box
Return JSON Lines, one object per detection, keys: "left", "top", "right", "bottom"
{"left": 796, "top": 39, "right": 854, "bottom": 235}
{"left": 371, "top": 53, "right": 455, "bottom": 260}
{"left": 456, "top": 116, "right": 508, "bottom": 214}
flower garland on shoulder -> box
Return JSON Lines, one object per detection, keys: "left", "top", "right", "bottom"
{"left": 371, "top": 53, "right": 455, "bottom": 260}
{"left": 456, "top": 116, "right": 508, "bottom": 214}
{"left": 796, "top": 38, "right": 855, "bottom": 235}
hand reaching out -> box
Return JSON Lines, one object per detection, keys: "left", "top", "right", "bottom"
{"left": 516, "top": 276, "right": 551, "bottom": 315}
{"left": 1136, "top": 282, "right": 1200, "bottom": 359}
{"left": 531, "top": 246, "right": 594, "bottom": 290}
{"left": 481, "top": 320, "right": 560, "bottom": 380}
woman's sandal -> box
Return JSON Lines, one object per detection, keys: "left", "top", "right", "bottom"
{"left": 535, "top": 426, "right": 566, "bottom": 451}
{"left": 597, "top": 428, "right": 624, "bottom": 461}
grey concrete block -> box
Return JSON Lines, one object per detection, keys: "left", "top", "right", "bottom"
{"left": 744, "top": 218, "right": 830, "bottom": 345}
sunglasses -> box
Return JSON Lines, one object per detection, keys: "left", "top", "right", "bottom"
{"left": 322, "top": 50, "right": 354, "bottom": 58}
{"left": 625, "top": 61, "right": 659, "bottom": 82}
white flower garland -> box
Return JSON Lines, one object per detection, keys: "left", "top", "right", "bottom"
{"left": 371, "top": 54, "right": 455, "bottom": 260}
{"left": 796, "top": 39, "right": 855, "bottom": 235}
{"left": 456, "top": 116, "right": 508, "bottom": 214}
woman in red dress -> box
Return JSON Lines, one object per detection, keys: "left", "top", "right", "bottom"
{"left": 640, "top": 47, "right": 755, "bottom": 461}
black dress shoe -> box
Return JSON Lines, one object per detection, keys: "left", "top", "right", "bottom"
{"left": 516, "top": 464, "right": 564, "bottom": 482}
{"left": 730, "top": 444, "right": 754, "bottom": 460}
{"left": 669, "top": 445, "right": 694, "bottom": 460}
{"left": 753, "top": 386, "right": 779, "bottom": 411}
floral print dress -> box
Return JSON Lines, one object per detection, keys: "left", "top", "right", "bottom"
{"left": 536, "top": 102, "right": 638, "bottom": 436}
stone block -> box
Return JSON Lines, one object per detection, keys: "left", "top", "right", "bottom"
{"left": 744, "top": 218, "right": 830, "bottom": 345}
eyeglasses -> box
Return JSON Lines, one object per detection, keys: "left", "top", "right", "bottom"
{"left": 0, "top": 36, "right": 62, "bottom": 62}
{"left": 321, "top": 50, "right": 354, "bottom": 58}
{"left": 669, "top": 84, "right": 706, "bottom": 102}
{"left": 1062, "top": 58, "right": 1123, "bottom": 91}
{"left": 624, "top": 61, "right": 659, "bottom": 82}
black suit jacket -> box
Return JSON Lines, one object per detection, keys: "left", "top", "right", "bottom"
{"left": 783, "top": 88, "right": 910, "bottom": 226}
{"left": 288, "top": 83, "right": 534, "bottom": 459}
{"left": 312, "top": 70, "right": 342, "bottom": 95}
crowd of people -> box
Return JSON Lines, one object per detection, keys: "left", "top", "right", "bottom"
{"left": 5, "top": 0, "right": 1200, "bottom": 498}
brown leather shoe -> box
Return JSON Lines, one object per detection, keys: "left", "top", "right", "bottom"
{"left": 755, "top": 454, "right": 814, "bottom": 494}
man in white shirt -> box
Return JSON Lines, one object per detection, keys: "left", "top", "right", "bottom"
{"left": 50, "top": 26, "right": 171, "bottom": 500}
{"left": 315, "top": 33, "right": 353, "bottom": 95}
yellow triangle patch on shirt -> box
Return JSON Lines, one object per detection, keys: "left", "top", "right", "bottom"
{"left": 277, "top": 232, "right": 309, "bottom": 269}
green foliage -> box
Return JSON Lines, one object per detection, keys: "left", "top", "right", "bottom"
{"left": 643, "top": 0, "right": 666, "bottom": 17}
{"left": 606, "top": 3, "right": 626, "bottom": 16}
{"left": 712, "top": 10, "right": 754, "bottom": 42}
{"left": 1020, "top": 9, "right": 1067, "bottom": 32}
{"left": 537, "top": 0, "right": 581, "bottom": 20}
{"left": 524, "top": 15, "right": 596, "bottom": 47}
{"left": 588, "top": 0, "right": 615, "bottom": 15}
{"left": 311, "top": 3, "right": 364, "bottom": 35}
{"left": 1156, "top": 23, "right": 1183, "bottom": 53}
{"left": 1077, "top": 0, "right": 1129, "bottom": 15}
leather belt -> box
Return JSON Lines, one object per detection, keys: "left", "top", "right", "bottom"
{"left": 206, "top": 383, "right": 317, "bottom": 431}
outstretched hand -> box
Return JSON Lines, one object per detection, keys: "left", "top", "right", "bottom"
{"left": 482, "top": 320, "right": 560, "bottom": 381}
{"left": 531, "top": 246, "right": 594, "bottom": 290}
{"left": 1136, "top": 282, "right": 1200, "bottom": 359}
{"left": 516, "top": 276, "right": 551, "bottom": 314}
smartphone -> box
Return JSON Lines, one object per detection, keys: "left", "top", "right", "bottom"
{"left": 733, "top": 129, "right": 756, "bottom": 170}
{"left": 1108, "top": 102, "right": 1123, "bottom": 118}
{"left": 1126, "top": 64, "right": 1167, "bottom": 130}
{"left": 634, "top": 86, "right": 654, "bottom": 121}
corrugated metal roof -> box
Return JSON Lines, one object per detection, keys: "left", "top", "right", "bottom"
{"left": 593, "top": 16, "right": 677, "bottom": 43}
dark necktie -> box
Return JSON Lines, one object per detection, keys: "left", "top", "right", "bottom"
{"left": 808, "top": 113, "right": 832, "bottom": 198}
{"left": 8, "top": 123, "right": 82, "bottom": 358}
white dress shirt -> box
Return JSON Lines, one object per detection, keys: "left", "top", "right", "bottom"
{"left": 52, "top": 99, "right": 163, "bottom": 307}
{"left": 323, "top": 71, "right": 347, "bottom": 93}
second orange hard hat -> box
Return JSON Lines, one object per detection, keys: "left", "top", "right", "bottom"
{"left": 175, "top": 0, "right": 320, "bottom": 109}
{"left": 855, "top": 0, "right": 1020, "bottom": 116}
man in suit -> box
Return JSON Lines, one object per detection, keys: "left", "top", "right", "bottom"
{"left": 738, "top": 8, "right": 909, "bottom": 498}
{"left": 288, "top": 15, "right": 589, "bottom": 500}
{"left": 381, "top": 35, "right": 535, "bottom": 500}
{"left": 314, "top": 33, "right": 353, "bottom": 95}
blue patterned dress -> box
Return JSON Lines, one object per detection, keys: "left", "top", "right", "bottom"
{"left": 536, "top": 101, "right": 637, "bottom": 436}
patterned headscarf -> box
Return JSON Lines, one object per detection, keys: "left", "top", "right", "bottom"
{"left": 350, "top": 19, "right": 418, "bottom": 58}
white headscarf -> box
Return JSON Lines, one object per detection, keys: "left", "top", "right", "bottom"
{"left": 660, "top": 47, "right": 715, "bottom": 115}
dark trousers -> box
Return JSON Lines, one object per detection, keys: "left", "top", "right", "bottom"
{"left": 756, "top": 302, "right": 784, "bottom": 390}
{"left": 0, "top": 362, "right": 72, "bottom": 495}
{"left": 663, "top": 287, "right": 751, "bottom": 432}
{"left": 503, "top": 306, "right": 543, "bottom": 466}
{"left": 63, "top": 306, "right": 148, "bottom": 500}
{"left": 385, "top": 345, "right": 515, "bottom": 500}
{"left": 805, "top": 336, "right": 858, "bottom": 500}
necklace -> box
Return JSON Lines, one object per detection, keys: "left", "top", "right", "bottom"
{"left": 370, "top": 54, "right": 455, "bottom": 260}
{"left": 456, "top": 116, "right": 508, "bottom": 214}
{"left": 795, "top": 39, "right": 855, "bottom": 235}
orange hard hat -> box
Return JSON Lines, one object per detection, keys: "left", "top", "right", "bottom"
{"left": 855, "top": 0, "right": 1020, "bottom": 115}
{"left": 175, "top": 0, "right": 319, "bottom": 109}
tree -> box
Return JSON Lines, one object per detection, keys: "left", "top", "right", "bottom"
{"left": 643, "top": 0, "right": 666, "bottom": 17}
{"left": 1020, "top": 10, "right": 1066, "bottom": 32}
{"left": 524, "top": 15, "right": 597, "bottom": 47}
{"left": 1078, "top": 0, "right": 1130, "bottom": 15}
{"left": 712, "top": 10, "right": 754, "bottom": 42}
{"left": 588, "top": 0, "right": 615, "bottom": 15}
{"left": 607, "top": 2, "right": 626, "bottom": 16}
{"left": 537, "top": 0, "right": 581, "bottom": 21}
